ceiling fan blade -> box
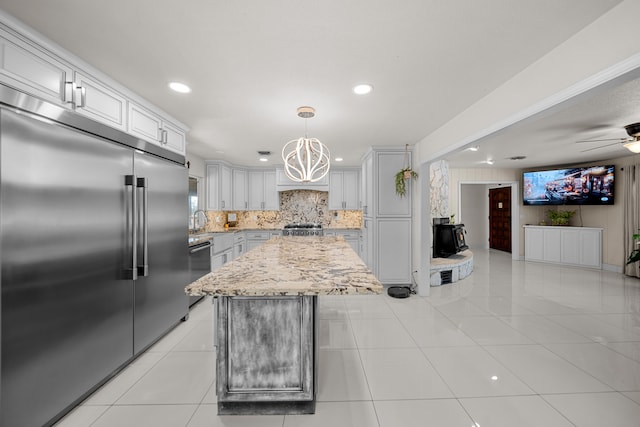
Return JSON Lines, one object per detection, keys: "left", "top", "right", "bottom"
{"left": 575, "top": 138, "right": 627, "bottom": 143}
{"left": 580, "top": 141, "right": 622, "bottom": 152}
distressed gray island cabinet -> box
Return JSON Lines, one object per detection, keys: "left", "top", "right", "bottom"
{"left": 186, "top": 236, "right": 383, "bottom": 415}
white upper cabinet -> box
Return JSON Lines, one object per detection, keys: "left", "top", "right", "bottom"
{"left": 0, "top": 27, "right": 71, "bottom": 106}
{"left": 73, "top": 72, "right": 126, "bottom": 130}
{"left": 206, "top": 162, "right": 233, "bottom": 211}
{"left": 0, "top": 16, "right": 188, "bottom": 155}
{"left": 232, "top": 168, "right": 248, "bottom": 211}
{"left": 128, "top": 102, "right": 186, "bottom": 154}
{"left": 249, "top": 170, "right": 279, "bottom": 210}
{"left": 329, "top": 169, "right": 360, "bottom": 210}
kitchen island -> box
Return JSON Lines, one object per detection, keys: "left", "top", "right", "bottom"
{"left": 185, "top": 236, "right": 383, "bottom": 415}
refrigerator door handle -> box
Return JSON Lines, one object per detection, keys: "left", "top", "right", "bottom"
{"left": 137, "top": 177, "right": 149, "bottom": 277}
{"left": 125, "top": 175, "right": 138, "bottom": 280}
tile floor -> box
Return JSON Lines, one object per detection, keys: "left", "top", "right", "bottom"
{"left": 55, "top": 249, "right": 640, "bottom": 426}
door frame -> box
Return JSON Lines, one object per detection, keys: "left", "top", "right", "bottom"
{"left": 458, "top": 180, "right": 520, "bottom": 260}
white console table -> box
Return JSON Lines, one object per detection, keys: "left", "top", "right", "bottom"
{"left": 524, "top": 226, "right": 602, "bottom": 269}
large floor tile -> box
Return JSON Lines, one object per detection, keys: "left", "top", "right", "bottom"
{"left": 485, "top": 344, "right": 611, "bottom": 393}
{"left": 187, "top": 404, "right": 284, "bottom": 427}
{"left": 53, "top": 406, "right": 109, "bottom": 427}
{"left": 545, "top": 342, "right": 640, "bottom": 391}
{"left": 173, "top": 318, "right": 216, "bottom": 351}
{"left": 447, "top": 315, "right": 534, "bottom": 345}
{"left": 547, "top": 314, "right": 640, "bottom": 343}
{"left": 319, "top": 319, "right": 357, "bottom": 349}
{"left": 431, "top": 298, "right": 490, "bottom": 317}
{"left": 465, "top": 296, "right": 537, "bottom": 316}
{"left": 605, "top": 341, "right": 640, "bottom": 362}
{"left": 91, "top": 404, "right": 197, "bottom": 427}
{"left": 543, "top": 392, "right": 640, "bottom": 427}
{"left": 117, "top": 351, "right": 215, "bottom": 404}
{"left": 84, "top": 352, "right": 167, "bottom": 405}
{"left": 511, "top": 296, "right": 581, "bottom": 315}
{"left": 499, "top": 315, "right": 591, "bottom": 344}
{"left": 317, "top": 349, "right": 371, "bottom": 401}
{"left": 385, "top": 296, "right": 439, "bottom": 318}
{"left": 344, "top": 295, "right": 395, "bottom": 319}
{"left": 399, "top": 314, "right": 477, "bottom": 347}
{"left": 359, "top": 348, "right": 452, "bottom": 400}
{"left": 283, "top": 401, "right": 378, "bottom": 427}
{"left": 422, "top": 346, "right": 533, "bottom": 397}
{"left": 460, "top": 395, "right": 574, "bottom": 427}
{"left": 375, "top": 399, "right": 473, "bottom": 427}
{"left": 349, "top": 317, "right": 415, "bottom": 348}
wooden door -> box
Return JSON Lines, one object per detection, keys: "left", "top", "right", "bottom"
{"left": 489, "top": 187, "right": 511, "bottom": 253}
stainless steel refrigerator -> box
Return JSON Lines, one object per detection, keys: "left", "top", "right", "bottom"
{"left": 0, "top": 85, "right": 189, "bottom": 427}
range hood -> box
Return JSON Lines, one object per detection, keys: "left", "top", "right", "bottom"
{"left": 275, "top": 168, "right": 329, "bottom": 192}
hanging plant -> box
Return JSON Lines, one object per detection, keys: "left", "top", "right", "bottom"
{"left": 395, "top": 144, "right": 418, "bottom": 197}
{"left": 627, "top": 230, "right": 640, "bottom": 265}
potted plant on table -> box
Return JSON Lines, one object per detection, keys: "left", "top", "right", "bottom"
{"left": 547, "top": 209, "right": 575, "bottom": 226}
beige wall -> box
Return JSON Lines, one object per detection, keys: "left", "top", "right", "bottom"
{"left": 450, "top": 153, "right": 640, "bottom": 270}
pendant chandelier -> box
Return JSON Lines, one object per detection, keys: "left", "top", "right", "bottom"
{"left": 282, "top": 106, "right": 330, "bottom": 183}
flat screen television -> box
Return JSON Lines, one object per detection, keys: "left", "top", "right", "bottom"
{"left": 523, "top": 165, "right": 614, "bottom": 206}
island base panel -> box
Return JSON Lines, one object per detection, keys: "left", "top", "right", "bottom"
{"left": 218, "top": 400, "right": 316, "bottom": 415}
{"left": 216, "top": 295, "right": 318, "bottom": 415}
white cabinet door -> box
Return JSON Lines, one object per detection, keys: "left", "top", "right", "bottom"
{"left": 129, "top": 103, "right": 161, "bottom": 142}
{"left": 329, "top": 170, "right": 360, "bottom": 210}
{"left": 162, "top": 120, "right": 186, "bottom": 154}
{"left": 232, "top": 169, "right": 248, "bottom": 210}
{"left": 220, "top": 164, "right": 232, "bottom": 210}
{"left": 580, "top": 229, "right": 602, "bottom": 268}
{"left": 128, "top": 102, "right": 186, "bottom": 154}
{"left": 561, "top": 229, "right": 581, "bottom": 265}
{"left": 543, "top": 228, "right": 562, "bottom": 262}
{"left": 206, "top": 163, "right": 220, "bottom": 210}
{"left": 248, "top": 170, "right": 264, "bottom": 210}
{"left": 376, "top": 219, "right": 411, "bottom": 284}
{"left": 263, "top": 170, "right": 278, "bottom": 210}
{"left": 376, "top": 151, "right": 411, "bottom": 217}
{"left": 0, "top": 29, "right": 71, "bottom": 106}
{"left": 328, "top": 171, "right": 343, "bottom": 210}
{"left": 248, "top": 170, "right": 279, "bottom": 210}
{"left": 362, "top": 153, "right": 373, "bottom": 216}
{"left": 343, "top": 170, "right": 359, "bottom": 209}
{"left": 524, "top": 227, "right": 544, "bottom": 261}
{"left": 73, "top": 72, "right": 127, "bottom": 131}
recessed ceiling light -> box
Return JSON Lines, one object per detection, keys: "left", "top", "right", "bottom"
{"left": 259, "top": 157, "right": 269, "bottom": 162}
{"left": 168, "top": 82, "right": 191, "bottom": 93}
{"left": 353, "top": 84, "right": 373, "bottom": 95}
{"left": 335, "top": 157, "right": 344, "bottom": 162}
{"left": 486, "top": 159, "right": 494, "bottom": 165}
{"left": 468, "top": 146, "right": 479, "bottom": 152}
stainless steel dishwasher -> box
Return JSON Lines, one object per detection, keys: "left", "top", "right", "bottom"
{"left": 188, "top": 237, "right": 212, "bottom": 307}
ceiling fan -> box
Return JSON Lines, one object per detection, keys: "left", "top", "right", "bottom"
{"left": 576, "top": 122, "right": 640, "bottom": 153}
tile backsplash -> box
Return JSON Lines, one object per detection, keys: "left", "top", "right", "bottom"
{"left": 200, "top": 190, "right": 362, "bottom": 232}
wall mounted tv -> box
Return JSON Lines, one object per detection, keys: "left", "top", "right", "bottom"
{"left": 523, "top": 165, "right": 614, "bottom": 205}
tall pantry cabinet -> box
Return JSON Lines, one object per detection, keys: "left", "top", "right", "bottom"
{"left": 361, "top": 147, "right": 413, "bottom": 285}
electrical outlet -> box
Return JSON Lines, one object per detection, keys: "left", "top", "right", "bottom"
{"left": 215, "top": 216, "right": 221, "bottom": 223}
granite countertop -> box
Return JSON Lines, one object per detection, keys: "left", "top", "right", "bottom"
{"left": 185, "top": 236, "right": 383, "bottom": 297}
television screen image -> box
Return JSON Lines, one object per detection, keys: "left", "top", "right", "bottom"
{"left": 523, "top": 165, "right": 614, "bottom": 206}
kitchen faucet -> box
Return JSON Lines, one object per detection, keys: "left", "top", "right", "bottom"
{"left": 192, "top": 209, "right": 208, "bottom": 231}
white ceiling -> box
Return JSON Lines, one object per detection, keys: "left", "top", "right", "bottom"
{"left": 0, "top": 0, "right": 636, "bottom": 168}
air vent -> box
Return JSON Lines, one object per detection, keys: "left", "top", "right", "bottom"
{"left": 440, "top": 270, "right": 453, "bottom": 284}
{"left": 257, "top": 150, "right": 271, "bottom": 156}
{"left": 509, "top": 156, "right": 526, "bottom": 161}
